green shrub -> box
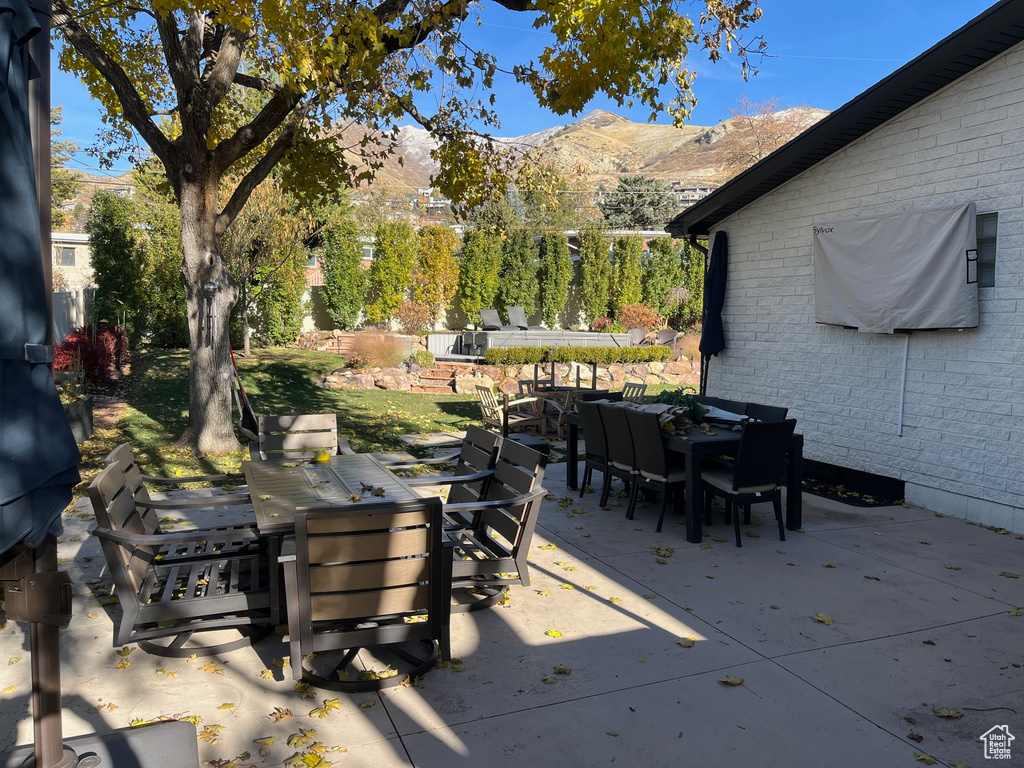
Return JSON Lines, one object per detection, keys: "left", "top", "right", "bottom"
{"left": 483, "top": 345, "right": 671, "bottom": 366}
{"left": 412, "top": 349, "right": 435, "bottom": 368}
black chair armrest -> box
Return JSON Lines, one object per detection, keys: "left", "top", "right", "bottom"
{"left": 380, "top": 450, "right": 459, "bottom": 468}
{"left": 142, "top": 472, "right": 244, "bottom": 485}
{"left": 92, "top": 525, "right": 260, "bottom": 547}
{"left": 405, "top": 469, "right": 494, "bottom": 487}
{"left": 135, "top": 494, "right": 252, "bottom": 510}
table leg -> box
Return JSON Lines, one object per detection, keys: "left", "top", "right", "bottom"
{"left": 685, "top": 451, "right": 703, "bottom": 544}
{"left": 786, "top": 444, "right": 803, "bottom": 531}
{"left": 266, "top": 535, "right": 283, "bottom": 626}
{"left": 566, "top": 419, "right": 579, "bottom": 491}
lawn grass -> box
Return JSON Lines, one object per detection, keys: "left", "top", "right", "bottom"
{"left": 75, "top": 346, "right": 479, "bottom": 494}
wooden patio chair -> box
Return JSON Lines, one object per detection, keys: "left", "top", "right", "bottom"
{"left": 279, "top": 496, "right": 453, "bottom": 691}
{"left": 702, "top": 419, "right": 797, "bottom": 547}
{"left": 476, "top": 384, "right": 546, "bottom": 437}
{"left": 248, "top": 413, "right": 342, "bottom": 461}
{"left": 621, "top": 382, "right": 647, "bottom": 403}
{"left": 403, "top": 425, "right": 502, "bottom": 508}
{"left": 443, "top": 438, "right": 548, "bottom": 611}
{"left": 87, "top": 462, "right": 272, "bottom": 657}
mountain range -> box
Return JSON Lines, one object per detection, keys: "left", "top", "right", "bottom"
{"left": 368, "top": 106, "right": 830, "bottom": 196}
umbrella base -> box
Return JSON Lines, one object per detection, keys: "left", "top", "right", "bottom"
{"left": 3, "top": 721, "right": 199, "bottom": 768}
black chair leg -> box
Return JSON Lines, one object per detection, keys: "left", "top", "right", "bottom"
{"left": 600, "top": 475, "right": 613, "bottom": 506}
{"left": 773, "top": 497, "right": 785, "bottom": 541}
{"left": 625, "top": 479, "right": 640, "bottom": 520}
{"left": 703, "top": 488, "right": 713, "bottom": 525}
{"left": 580, "top": 466, "right": 591, "bottom": 498}
{"left": 743, "top": 505, "right": 752, "bottom": 525}
{"left": 655, "top": 487, "right": 669, "bottom": 533}
{"left": 733, "top": 499, "right": 742, "bottom": 547}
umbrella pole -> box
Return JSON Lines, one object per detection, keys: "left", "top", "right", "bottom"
{"left": 29, "top": 536, "right": 76, "bottom": 767}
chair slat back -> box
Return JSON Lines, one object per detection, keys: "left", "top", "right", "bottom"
{"left": 691, "top": 395, "right": 718, "bottom": 408}
{"left": 485, "top": 439, "right": 548, "bottom": 501}
{"left": 88, "top": 463, "right": 153, "bottom": 601}
{"left": 625, "top": 409, "right": 669, "bottom": 480}
{"left": 447, "top": 425, "right": 502, "bottom": 504}
{"left": 599, "top": 404, "right": 635, "bottom": 471}
{"left": 294, "top": 498, "right": 443, "bottom": 629}
{"left": 732, "top": 419, "right": 797, "bottom": 492}
{"left": 621, "top": 382, "right": 647, "bottom": 403}
{"left": 476, "top": 385, "right": 502, "bottom": 423}
{"left": 714, "top": 398, "right": 747, "bottom": 416}
{"left": 252, "top": 414, "right": 339, "bottom": 461}
{"left": 475, "top": 487, "right": 547, "bottom": 551}
{"left": 479, "top": 309, "right": 503, "bottom": 329}
{"left": 575, "top": 400, "right": 608, "bottom": 461}
{"left": 745, "top": 403, "right": 789, "bottom": 422}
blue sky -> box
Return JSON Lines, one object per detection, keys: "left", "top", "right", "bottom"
{"left": 52, "top": 0, "right": 998, "bottom": 177}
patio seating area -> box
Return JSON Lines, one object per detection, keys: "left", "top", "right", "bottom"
{"left": 3, "top": 460, "right": 1022, "bottom": 767}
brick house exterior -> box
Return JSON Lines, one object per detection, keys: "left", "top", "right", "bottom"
{"left": 668, "top": 1, "right": 1024, "bottom": 530}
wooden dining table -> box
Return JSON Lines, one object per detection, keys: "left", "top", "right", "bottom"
{"left": 565, "top": 411, "right": 804, "bottom": 544}
{"left": 243, "top": 452, "right": 420, "bottom": 621}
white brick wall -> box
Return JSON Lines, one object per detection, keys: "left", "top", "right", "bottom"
{"left": 707, "top": 41, "right": 1024, "bottom": 530}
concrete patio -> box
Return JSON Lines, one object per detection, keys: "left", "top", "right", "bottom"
{"left": 2, "top": 460, "right": 1022, "bottom": 767}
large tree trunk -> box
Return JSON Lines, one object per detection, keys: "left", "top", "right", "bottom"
{"left": 177, "top": 179, "right": 241, "bottom": 454}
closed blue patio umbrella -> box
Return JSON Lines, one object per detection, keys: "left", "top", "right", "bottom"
{"left": 698, "top": 230, "right": 728, "bottom": 395}
{"left": 0, "top": 0, "right": 80, "bottom": 765}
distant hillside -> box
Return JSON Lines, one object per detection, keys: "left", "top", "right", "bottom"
{"left": 358, "top": 106, "right": 829, "bottom": 195}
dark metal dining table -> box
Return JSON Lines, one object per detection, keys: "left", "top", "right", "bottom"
{"left": 243, "top": 452, "right": 420, "bottom": 621}
{"left": 565, "top": 411, "right": 803, "bottom": 544}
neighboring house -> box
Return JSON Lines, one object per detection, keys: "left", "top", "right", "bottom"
{"left": 667, "top": 0, "right": 1024, "bottom": 530}
{"left": 52, "top": 232, "right": 93, "bottom": 291}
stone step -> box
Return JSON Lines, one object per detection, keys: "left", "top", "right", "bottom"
{"left": 410, "top": 385, "right": 455, "bottom": 394}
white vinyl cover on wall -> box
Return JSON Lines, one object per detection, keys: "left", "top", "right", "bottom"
{"left": 813, "top": 203, "right": 979, "bottom": 333}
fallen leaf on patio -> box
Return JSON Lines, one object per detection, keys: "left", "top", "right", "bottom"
{"left": 282, "top": 462, "right": 297, "bottom": 467}
{"left": 608, "top": 597, "right": 622, "bottom": 603}
{"left": 656, "top": 558, "right": 667, "bottom": 565}
{"left": 650, "top": 545, "right": 674, "bottom": 558}
{"left": 283, "top": 754, "right": 306, "bottom": 767}
{"left": 913, "top": 751, "right": 936, "bottom": 765}
{"left": 582, "top": 533, "right": 591, "bottom": 538}
{"left": 198, "top": 725, "right": 224, "bottom": 744}
{"left": 821, "top": 563, "right": 837, "bottom": 568}
{"left": 253, "top": 737, "right": 274, "bottom": 757}
{"left": 922, "top": 640, "right": 935, "bottom": 646}
{"left": 537, "top": 589, "right": 550, "bottom": 596}
{"left": 554, "top": 665, "right": 572, "bottom": 675}
{"left": 718, "top": 675, "right": 744, "bottom": 686}
{"left": 199, "top": 661, "right": 225, "bottom": 675}
{"left": 541, "top": 674, "right": 558, "bottom": 684}
{"left": 273, "top": 658, "right": 290, "bottom": 667}
{"left": 705, "top": 575, "right": 714, "bottom": 580}
{"left": 873, "top": 531, "right": 883, "bottom": 536}
{"left": 115, "top": 659, "right": 131, "bottom": 670}
{"left": 907, "top": 732, "right": 923, "bottom": 743}
{"left": 932, "top": 706, "right": 963, "bottom": 719}
{"left": 676, "top": 637, "right": 697, "bottom": 648}
{"left": 217, "top": 702, "right": 236, "bottom": 710}
{"left": 743, "top": 531, "right": 760, "bottom": 538}
{"left": 87, "top": 612, "right": 98, "bottom": 619}
{"left": 359, "top": 700, "right": 376, "bottom": 709}
{"left": 347, "top": 494, "right": 361, "bottom": 502}
{"left": 1008, "top": 608, "right": 1023, "bottom": 616}
{"left": 712, "top": 537, "right": 728, "bottom": 543}
{"left": 259, "top": 669, "right": 275, "bottom": 679}
{"left": 560, "top": 584, "right": 575, "bottom": 590}
{"left": 553, "top": 560, "right": 567, "bottom": 566}
{"left": 268, "top": 707, "right": 293, "bottom": 723}
{"left": 944, "top": 564, "right": 961, "bottom": 570}
{"left": 545, "top": 629, "right": 564, "bottom": 638}
{"left": 905, "top": 717, "right": 917, "bottom": 725}
{"left": 8, "top": 657, "right": 21, "bottom": 665}
{"left": 258, "top": 495, "right": 272, "bottom": 501}
{"left": 770, "top": 605, "right": 781, "bottom": 610}
{"left": 1000, "top": 572, "right": 1019, "bottom": 579}
{"left": 700, "top": 544, "right": 712, "bottom": 550}
{"left": 563, "top": 566, "right": 577, "bottom": 571}
{"left": 2, "top": 686, "right": 16, "bottom": 694}
{"left": 948, "top": 762, "right": 970, "bottom": 768}
{"left": 181, "top": 715, "right": 202, "bottom": 726}
{"left": 116, "top": 647, "right": 134, "bottom": 658}
{"left": 295, "top": 682, "right": 317, "bottom": 699}
{"left": 186, "top": 653, "right": 198, "bottom": 663}
{"left": 539, "top": 543, "right": 557, "bottom": 550}
{"left": 643, "top": 594, "right": 656, "bottom": 600}
{"left": 919, "top": 541, "right": 931, "bottom": 545}
{"left": 864, "top": 575, "right": 879, "bottom": 580}
{"left": 585, "top": 585, "right": 597, "bottom": 590}
{"left": 776, "top": 550, "right": 785, "bottom": 554}
{"left": 812, "top": 613, "right": 835, "bottom": 626}
{"left": 129, "top": 718, "right": 150, "bottom": 728}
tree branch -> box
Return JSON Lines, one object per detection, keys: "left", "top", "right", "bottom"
{"left": 52, "top": 0, "right": 173, "bottom": 168}
{"left": 232, "top": 72, "right": 282, "bottom": 93}
{"left": 215, "top": 109, "right": 308, "bottom": 235}
{"left": 202, "top": 25, "right": 248, "bottom": 106}
{"left": 211, "top": 88, "right": 306, "bottom": 175}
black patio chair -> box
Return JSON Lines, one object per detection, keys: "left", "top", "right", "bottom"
{"left": 479, "top": 308, "right": 516, "bottom": 330}
{"left": 507, "top": 306, "right": 544, "bottom": 330}
{"left": 575, "top": 400, "right": 609, "bottom": 499}
{"left": 402, "top": 425, "right": 503, "bottom": 512}
{"left": 279, "top": 496, "right": 453, "bottom": 691}
{"left": 598, "top": 404, "right": 639, "bottom": 514}
{"left": 713, "top": 398, "right": 748, "bottom": 416}
{"left": 625, "top": 408, "right": 687, "bottom": 533}
{"left": 702, "top": 419, "right": 797, "bottom": 547}
{"left": 745, "top": 402, "right": 790, "bottom": 422}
